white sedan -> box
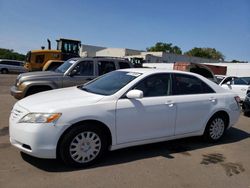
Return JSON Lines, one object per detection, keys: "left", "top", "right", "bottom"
{"left": 216, "top": 75, "right": 250, "bottom": 101}
{"left": 9, "top": 69, "right": 241, "bottom": 167}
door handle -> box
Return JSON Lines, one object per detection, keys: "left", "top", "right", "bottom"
{"left": 209, "top": 97, "right": 216, "bottom": 102}
{"left": 241, "top": 88, "right": 246, "bottom": 91}
{"left": 165, "top": 100, "right": 174, "bottom": 107}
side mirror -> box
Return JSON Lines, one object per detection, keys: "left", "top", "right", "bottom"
{"left": 126, "top": 89, "right": 143, "bottom": 99}
{"left": 226, "top": 81, "right": 231, "bottom": 85}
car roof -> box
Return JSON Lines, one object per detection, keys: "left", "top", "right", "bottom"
{"left": 118, "top": 68, "right": 208, "bottom": 77}
{"left": 72, "top": 57, "right": 129, "bottom": 61}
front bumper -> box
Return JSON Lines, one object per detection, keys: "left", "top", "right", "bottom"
{"left": 10, "top": 86, "right": 24, "bottom": 100}
{"left": 9, "top": 104, "right": 66, "bottom": 159}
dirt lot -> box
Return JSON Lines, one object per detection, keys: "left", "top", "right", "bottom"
{"left": 0, "top": 74, "right": 250, "bottom": 188}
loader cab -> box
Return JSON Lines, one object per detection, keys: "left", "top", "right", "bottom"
{"left": 56, "top": 38, "right": 81, "bottom": 60}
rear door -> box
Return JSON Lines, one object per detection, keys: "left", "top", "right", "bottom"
{"left": 171, "top": 73, "right": 217, "bottom": 135}
{"left": 97, "top": 61, "right": 116, "bottom": 76}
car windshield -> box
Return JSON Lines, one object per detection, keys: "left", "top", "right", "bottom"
{"left": 80, "top": 71, "right": 141, "bottom": 95}
{"left": 55, "top": 59, "right": 76, "bottom": 73}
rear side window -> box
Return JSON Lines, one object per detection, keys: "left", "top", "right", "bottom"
{"left": 98, "top": 61, "right": 116, "bottom": 75}
{"left": 118, "top": 62, "right": 130, "bottom": 69}
{"left": 172, "top": 74, "right": 215, "bottom": 95}
{"left": 35, "top": 55, "right": 45, "bottom": 64}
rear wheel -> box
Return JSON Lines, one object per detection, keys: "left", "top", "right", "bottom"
{"left": 1, "top": 69, "right": 8, "bottom": 74}
{"left": 203, "top": 115, "right": 226, "bottom": 142}
{"left": 59, "top": 125, "right": 107, "bottom": 167}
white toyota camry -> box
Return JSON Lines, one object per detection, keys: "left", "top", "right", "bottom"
{"left": 9, "top": 69, "right": 241, "bottom": 167}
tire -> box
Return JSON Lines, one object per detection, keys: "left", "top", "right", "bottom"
{"left": 1, "top": 69, "right": 8, "bottom": 74}
{"left": 203, "top": 115, "right": 227, "bottom": 142}
{"left": 59, "top": 125, "right": 108, "bottom": 167}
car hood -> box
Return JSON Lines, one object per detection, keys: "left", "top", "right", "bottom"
{"left": 17, "top": 86, "right": 105, "bottom": 112}
{"left": 19, "top": 71, "right": 63, "bottom": 81}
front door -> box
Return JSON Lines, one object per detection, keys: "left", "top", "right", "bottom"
{"left": 63, "top": 60, "right": 95, "bottom": 87}
{"left": 116, "top": 73, "right": 176, "bottom": 144}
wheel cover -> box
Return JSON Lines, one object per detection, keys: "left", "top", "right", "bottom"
{"left": 69, "top": 131, "right": 101, "bottom": 163}
{"left": 209, "top": 118, "right": 225, "bottom": 140}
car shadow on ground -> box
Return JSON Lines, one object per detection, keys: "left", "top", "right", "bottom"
{"left": 21, "top": 127, "right": 250, "bottom": 172}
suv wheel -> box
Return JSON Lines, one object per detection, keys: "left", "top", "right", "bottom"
{"left": 203, "top": 115, "right": 226, "bottom": 142}
{"left": 1, "top": 69, "right": 8, "bottom": 74}
{"left": 59, "top": 125, "right": 108, "bottom": 167}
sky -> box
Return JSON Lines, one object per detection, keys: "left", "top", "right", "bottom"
{"left": 0, "top": 0, "right": 249, "bottom": 61}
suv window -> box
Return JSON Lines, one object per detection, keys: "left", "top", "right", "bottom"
{"left": 172, "top": 74, "right": 215, "bottom": 95}
{"left": 133, "top": 74, "right": 171, "bottom": 97}
{"left": 74, "top": 61, "right": 94, "bottom": 76}
{"left": 234, "top": 78, "right": 248, "bottom": 85}
{"left": 35, "top": 55, "right": 45, "bottom": 64}
{"left": 119, "top": 61, "right": 130, "bottom": 69}
{"left": 98, "top": 61, "right": 116, "bottom": 75}
{"left": 0, "top": 61, "right": 20, "bottom": 66}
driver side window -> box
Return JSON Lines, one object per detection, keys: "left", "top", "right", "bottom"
{"left": 133, "top": 74, "right": 171, "bottom": 97}
{"left": 74, "top": 61, "right": 94, "bottom": 76}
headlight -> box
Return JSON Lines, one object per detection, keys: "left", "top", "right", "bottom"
{"left": 19, "top": 113, "right": 61, "bottom": 124}
{"left": 15, "top": 75, "right": 22, "bottom": 86}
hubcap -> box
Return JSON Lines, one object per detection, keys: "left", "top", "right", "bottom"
{"left": 209, "top": 118, "right": 225, "bottom": 140}
{"left": 69, "top": 131, "right": 101, "bottom": 163}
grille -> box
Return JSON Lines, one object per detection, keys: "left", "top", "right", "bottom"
{"left": 10, "top": 105, "right": 28, "bottom": 122}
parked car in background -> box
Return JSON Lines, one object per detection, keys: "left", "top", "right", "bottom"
{"left": 42, "top": 60, "right": 64, "bottom": 71}
{"left": 0, "top": 59, "right": 26, "bottom": 74}
{"left": 9, "top": 69, "right": 241, "bottom": 167}
{"left": 242, "top": 92, "right": 250, "bottom": 116}
{"left": 218, "top": 76, "right": 250, "bottom": 101}
{"left": 241, "top": 77, "right": 250, "bottom": 85}
{"left": 11, "top": 57, "right": 133, "bottom": 99}
{"left": 215, "top": 75, "right": 226, "bottom": 84}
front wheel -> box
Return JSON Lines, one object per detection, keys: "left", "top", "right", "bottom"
{"left": 203, "top": 115, "right": 226, "bottom": 142}
{"left": 59, "top": 125, "right": 107, "bottom": 167}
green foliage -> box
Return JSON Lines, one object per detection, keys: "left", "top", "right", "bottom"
{"left": 0, "top": 48, "right": 25, "bottom": 61}
{"left": 185, "top": 47, "right": 225, "bottom": 61}
{"left": 147, "top": 42, "right": 182, "bottom": 54}
{"left": 231, "top": 60, "right": 240, "bottom": 63}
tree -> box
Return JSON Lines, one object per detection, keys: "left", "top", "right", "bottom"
{"left": 147, "top": 42, "right": 182, "bottom": 54}
{"left": 231, "top": 60, "right": 240, "bottom": 63}
{"left": 0, "top": 48, "right": 25, "bottom": 61}
{"left": 185, "top": 47, "right": 225, "bottom": 61}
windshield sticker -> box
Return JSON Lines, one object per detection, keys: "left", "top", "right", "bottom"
{"left": 126, "top": 72, "right": 141, "bottom": 77}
